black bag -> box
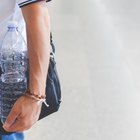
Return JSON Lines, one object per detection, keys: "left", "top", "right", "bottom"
{"left": 0, "top": 34, "right": 61, "bottom": 135}
{"left": 38, "top": 52, "right": 62, "bottom": 120}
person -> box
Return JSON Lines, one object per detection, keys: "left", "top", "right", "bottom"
{"left": 0, "top": 0, "right": 52, "bottom": 139}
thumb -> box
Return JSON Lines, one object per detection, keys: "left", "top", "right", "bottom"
{"left": 3, "top": 106, "right": 19, "bottom": 129}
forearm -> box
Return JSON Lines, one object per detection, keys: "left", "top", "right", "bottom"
{"left": 27, "top": 21, "right": 50, "bottom": 96}
{"left": 22, "top": 3, "right": 50, "bottom": 96}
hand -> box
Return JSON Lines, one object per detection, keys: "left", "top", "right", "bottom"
{"left": 3, "top": 95, "right": 42, "bottom": 132}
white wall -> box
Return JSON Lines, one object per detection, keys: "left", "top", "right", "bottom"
{"left": 25, "top": 0, "right": 140, "bottom": 140}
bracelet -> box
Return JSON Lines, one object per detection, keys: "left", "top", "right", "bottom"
{"left": 25, "top": 88, "right": 46, "bottom": 99}
{"left": 24, "top": 88, "right": 49, "bottom": 107}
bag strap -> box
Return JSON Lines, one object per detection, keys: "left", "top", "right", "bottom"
{"left": 50, "top": 32, "right": 55, "bottom": 54}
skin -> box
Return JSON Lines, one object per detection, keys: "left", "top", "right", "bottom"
{"left": 2, "top": 1, "right": 50, "bottom": 132}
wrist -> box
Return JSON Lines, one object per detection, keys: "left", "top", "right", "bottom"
{"left": 26, "top": 88, "right": 46, "bottom": 99}
{"left": 29, "top": 84, "right": 46, "bottom": 96}
{"left": 24, "top": 88, "right": 49, "bottom": 107}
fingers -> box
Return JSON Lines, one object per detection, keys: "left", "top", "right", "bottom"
{"left": 4, "top": 119, "right": 29, "bottom": 132}
{"left": 4, "top": 117, "right": 35, "bottom": 132}
{"left": 13, "top": 121, "right": 34, "bottom": 132}
{"left": 3, "top": 107, "right": 20, "bottom": 131}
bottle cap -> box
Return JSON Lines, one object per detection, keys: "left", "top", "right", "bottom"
{"left": 7, "top": 21, "right": 18, "bottom": 28}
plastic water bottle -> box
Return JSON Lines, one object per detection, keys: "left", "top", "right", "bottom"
{"left": 0, "top": 21, "right": 29, "bottom": 123}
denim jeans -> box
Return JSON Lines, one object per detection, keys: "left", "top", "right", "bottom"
{"left": 0, "top": 133, "right": 24, "bottom": 140}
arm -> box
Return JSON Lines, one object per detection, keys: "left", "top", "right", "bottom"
{"left": 3, "top": 2, "right": 50, "bottom": 132}
{"left": 22, "top": 2, "right": 50, "bottom": 96}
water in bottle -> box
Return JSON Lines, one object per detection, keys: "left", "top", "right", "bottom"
{"left": 0, "top": 21, "right": 29, "bottom": 123}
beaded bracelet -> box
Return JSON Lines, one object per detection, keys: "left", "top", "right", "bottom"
{"left": 24, "top": 88, "right": 49, "bottom": 107}
{"left": 25, "top": 88, "right": 46, "bottom": 99}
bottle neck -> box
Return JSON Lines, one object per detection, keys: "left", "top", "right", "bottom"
{"left": 8, "top": 27, "right": 18, "bottom": 32}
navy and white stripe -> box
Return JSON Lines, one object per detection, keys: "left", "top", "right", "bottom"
{"left": 17, "top": 0, "right": 51, "bottom": 8}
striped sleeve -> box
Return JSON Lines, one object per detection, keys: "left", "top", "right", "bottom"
{"left": 17, "top": 0, "right": 51, "bottom": 8}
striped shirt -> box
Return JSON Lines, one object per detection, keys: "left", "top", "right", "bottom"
{"left": 17, "top": 0, "right": 51, "bottom": 8}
